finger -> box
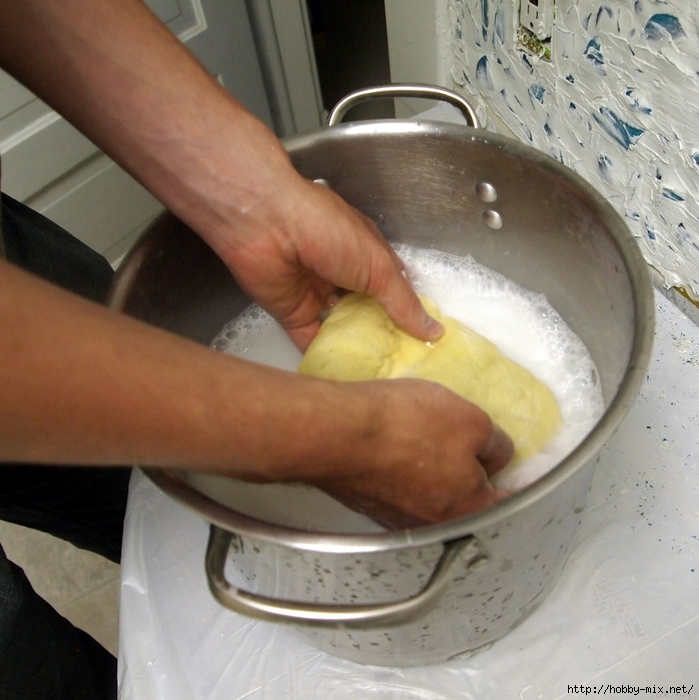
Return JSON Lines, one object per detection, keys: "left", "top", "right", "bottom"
{"left": 285, "top": 320, "right": 322, "bottom": 352}
{"left": 368, "top": 262, "right": 444, "bottom": 342}
{"left": 357, "top": 217, "right": 444, "bottom": 342}
{"left": 455, "top": 479, "right": 509, "bottom": 517}
{"left": 323, "top": 480, "right": 505, "bottom": 530}
{"left": 300, "top": 185, "right": 443, "bottom": 342}
{"left": 478, "top": 422, "right": 514, "bottom": 476}
{"left": 354, "top": 217, "right": 444, "bottom": 342}
{"left": 324, "top": 489, "right": 428, "bottom": 530}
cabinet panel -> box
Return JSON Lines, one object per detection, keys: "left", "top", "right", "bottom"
{"left": 0, "top": 0, "right": 271, "bottom": 265}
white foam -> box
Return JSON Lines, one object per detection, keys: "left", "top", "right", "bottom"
{"left": 212, "top": 305, "right": 301, "bottom": 371}
{"left": 212, "top": 245, "right": 605, "bottom": 493}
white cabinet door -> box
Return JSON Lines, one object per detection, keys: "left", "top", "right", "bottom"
{"left": 0, "top": 0, "right": 274, "bottom": 265}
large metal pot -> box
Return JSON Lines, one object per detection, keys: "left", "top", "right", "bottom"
{"left": 110, "top": 86, "right": 654, "bottom": 666}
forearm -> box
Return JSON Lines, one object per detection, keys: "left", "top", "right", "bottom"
{"left": 0, "top": 259, "right": 374, "bottom": 478}
{"left": 1, "top": 259, "right": 511, "bottom": 523}
{"left": 0, "top": 0, "right": 295, "bottom": 250}
{"left": 0, "top": 0, "right": 440, "bottom": 347}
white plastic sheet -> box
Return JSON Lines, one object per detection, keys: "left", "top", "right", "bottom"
{"left": 118, "top": 290, "right": 699, "bottom": 699}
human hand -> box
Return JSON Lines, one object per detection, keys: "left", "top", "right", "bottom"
{"left": 208, "top": 175, "right": 443, "bottom": 351}
{"left": 306, "top": 378, "right": 514, "bottom": 528}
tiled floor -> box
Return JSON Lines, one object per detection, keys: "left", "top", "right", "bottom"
{"left": 0, "top": 520, "right": 120, "bottom": 656}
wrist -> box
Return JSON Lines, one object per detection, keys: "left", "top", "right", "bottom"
{"left": 258, "top": 378, "right": 379, "bottom": 485}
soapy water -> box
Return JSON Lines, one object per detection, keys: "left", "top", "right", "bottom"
{"left": 212, "top": 245, "right": 605, "bottom": 493}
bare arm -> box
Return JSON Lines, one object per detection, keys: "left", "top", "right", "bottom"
{"left": 1, "top": 258, "right": 510, "bottom": 524}
{"left": 0, "top": 0, "right": 512, "bottom": 524}
{"left": 0, "top": 0, "right": 439, "bottom": 348}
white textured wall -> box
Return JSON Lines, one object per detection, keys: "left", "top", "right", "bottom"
{"left": 447, "top": 0, "right": 699, "bottom": 300}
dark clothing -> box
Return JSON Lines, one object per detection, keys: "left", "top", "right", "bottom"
{"left": 0, "top": 192, "right": 129, "bottom": 700}
{"left": 0, "top": 547, "right": 121, "bottom": 700}
{"left": 1, "top": 192, "right": 114, "bottom": 304}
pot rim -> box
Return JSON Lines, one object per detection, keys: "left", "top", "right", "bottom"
{"left": 133, "top": 119, "right": 654, "bottom": 554}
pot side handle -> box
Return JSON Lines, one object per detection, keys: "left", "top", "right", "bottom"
{"left": 327, "top": 84, "right": 480, "bottom": 129}
{"left": 205, "top": 525, "right": 488, "bottom": 627}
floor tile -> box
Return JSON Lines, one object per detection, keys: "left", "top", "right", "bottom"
{"left": 0, "top": 520, "right": 120, "bottom": 654}
{"left": 60, "top": 577, "right": 121, "bottom": 656}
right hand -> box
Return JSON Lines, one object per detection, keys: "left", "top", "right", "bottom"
{"left": 308, "top": 378, "right": 514, "bottom": 528}
{"left": 196, "top": 170, "right": 444, "bottom": 352}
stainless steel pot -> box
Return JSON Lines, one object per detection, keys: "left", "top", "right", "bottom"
{"left": 110, "top": 85, "right": 654, "bottom": 666}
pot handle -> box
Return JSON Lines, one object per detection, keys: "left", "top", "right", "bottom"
{"left": 205, "top": 525, "right": 488, "bottom": 627}
{"left": 327, "top": 84, "right": 480, "bottom": 129}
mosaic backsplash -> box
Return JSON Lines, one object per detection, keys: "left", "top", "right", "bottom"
{"left": 447, "top": 0, "right": 699, "bottom": 300}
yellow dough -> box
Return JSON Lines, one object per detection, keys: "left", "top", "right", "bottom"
{"left": 298, "top": 293, "right": 562, "bottom": 463}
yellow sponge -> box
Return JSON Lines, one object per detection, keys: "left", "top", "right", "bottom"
{"left": 298, "top": 293, "right": 562, "bottom": 462}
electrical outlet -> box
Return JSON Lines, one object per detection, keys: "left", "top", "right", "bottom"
{"left": 519, "top": 0, "right": 554, "bottom": 41}
{"left": 517, "top": 25, "right": 552, "bottom": 61}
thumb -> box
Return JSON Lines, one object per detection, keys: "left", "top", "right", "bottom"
{"left": 369, "top": 266, "right": 444, "bottom": 342}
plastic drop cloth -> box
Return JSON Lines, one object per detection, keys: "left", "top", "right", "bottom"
{"left": 118, "top": 290, "right": 699, "bottom": 699}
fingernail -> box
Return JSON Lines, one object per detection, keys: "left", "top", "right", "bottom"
{"left": 425, "top": 316, "right": 444, "bottom": 340}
